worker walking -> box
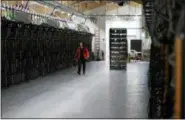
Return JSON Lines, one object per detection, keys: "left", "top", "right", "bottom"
{"left": 75, "top": 42, "right": 89, "bottom": 75}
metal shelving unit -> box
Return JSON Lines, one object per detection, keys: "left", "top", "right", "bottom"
{"left": 95, "top": 29, "right": 100, "bottom": 52}
{"left": 109, "top": 28, "right": 127, "bottom": 70}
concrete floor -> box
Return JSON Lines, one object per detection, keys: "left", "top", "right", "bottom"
{"left": 1, "top": 61, "right": 149, "bottom": 119}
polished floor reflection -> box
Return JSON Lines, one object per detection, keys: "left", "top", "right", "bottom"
{"left": 2, "top": 61, "right": 149, "bottom": 118}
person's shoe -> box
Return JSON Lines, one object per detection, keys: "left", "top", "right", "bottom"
{"left": 77, "top": 71, "right": 81, "bottom": 75}
{"left": 83, "top": 72, "right": 85, "bottom": 75}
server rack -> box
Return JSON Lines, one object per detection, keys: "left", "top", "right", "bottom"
{"left": 130, "top": 39, "right": 142, "bottom": 52}
{"left": 1, "top": 18, "right": 93, "bottom": 88}
{"left": 109, "top": 28, "right": 127, "bottom": 70}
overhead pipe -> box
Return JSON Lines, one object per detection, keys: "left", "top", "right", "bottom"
{"left": 14, "top": 0, "right": 30, "bottom": 11}
{"left": 71, "top": 0, "right": 86, "bottom": 5}
{"left": 71, "top": 1, "right": 102, "bottom": 6}
{"left": 49, "top": 5, "right": 61, "bottom": 15}
{"left": 52, "top": 1, "right": 85, "bottom": 17}
{"left": 24, "top": 0, "right": 30, "bottom": 9}
{"left": 85, "top": 14, "right": 143, "bottom": 16}
{"left": 49, "top": 6, "right": 74, "bottom": 19}
{"left": 36, "top": 1, "right": 86, "bottom": 18}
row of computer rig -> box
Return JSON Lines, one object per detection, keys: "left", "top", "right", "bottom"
{"left": 1, "top": 17, "right": 93, "bottom": 88}
{"left": 109, "top": 28, "right": 128, "bottom": 70}
{"left": 143, "top": 0, "right": 185, "bottom": 118}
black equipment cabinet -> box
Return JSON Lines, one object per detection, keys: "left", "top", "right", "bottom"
{"left": 1, "top": 18, "right": 93, "bottom": 88}
{"left": 130, "top": 39, "right": 142, "bottom": 52}
{"left": 109, "top": 28, "right": 127, "bottom": 70}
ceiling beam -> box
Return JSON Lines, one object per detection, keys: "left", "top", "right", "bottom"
{"left": 105, "top": 3, "right": 119, "bottom": 12}
{"left": 76, "top": 1, "right": 107, "bottom": 12}
{"left": 70, "top": 0, "right": 86, "bottom": 5}
{"left": 59, "top": 0, "right": 142, "bottom": 13}
{"left": 132, "top": 0, "right": 142, "bottom": 4}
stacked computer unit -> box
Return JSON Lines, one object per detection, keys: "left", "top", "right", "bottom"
{"left": 109, "top": 28, "right": 127, "bottom": 70}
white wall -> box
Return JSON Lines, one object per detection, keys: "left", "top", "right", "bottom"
{"left": 106, "top": 4, "right": 142, "bottom": 15}
{"left": 84, "top": 18, "right": 106, "bottom": 54}
{"left": 105, "top": 4, "right": 142, "bottom": 66}
{"left": 105, "top": 17, "right": 142, "bottom": 66}
{"left": 83, "top": 3, "right": 151, "bottom": 63}
{"left": 84, "top": 6, "right": 106, "bottom": 56}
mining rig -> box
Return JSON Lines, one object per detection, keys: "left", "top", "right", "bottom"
{"left": 109, "top": 28, "right": 128, "bottom": 70}
{"left": 142, "top": 0, "right": 185, "bottom": 118}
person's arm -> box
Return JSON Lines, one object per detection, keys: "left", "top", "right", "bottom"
{"left": 85, "top": 48, "right": 90, "bottom": 59}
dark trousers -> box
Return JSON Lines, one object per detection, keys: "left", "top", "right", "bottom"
{"left": 78, "top": 59, "right": 86, "bottom": 74}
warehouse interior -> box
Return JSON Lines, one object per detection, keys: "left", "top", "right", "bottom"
{"left": 1, "top": 0, "right": 184, "bottom": 119}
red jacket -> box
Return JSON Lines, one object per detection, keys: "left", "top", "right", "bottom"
{"left": 75, "top": 47, "right": 89, "bottom": 60}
